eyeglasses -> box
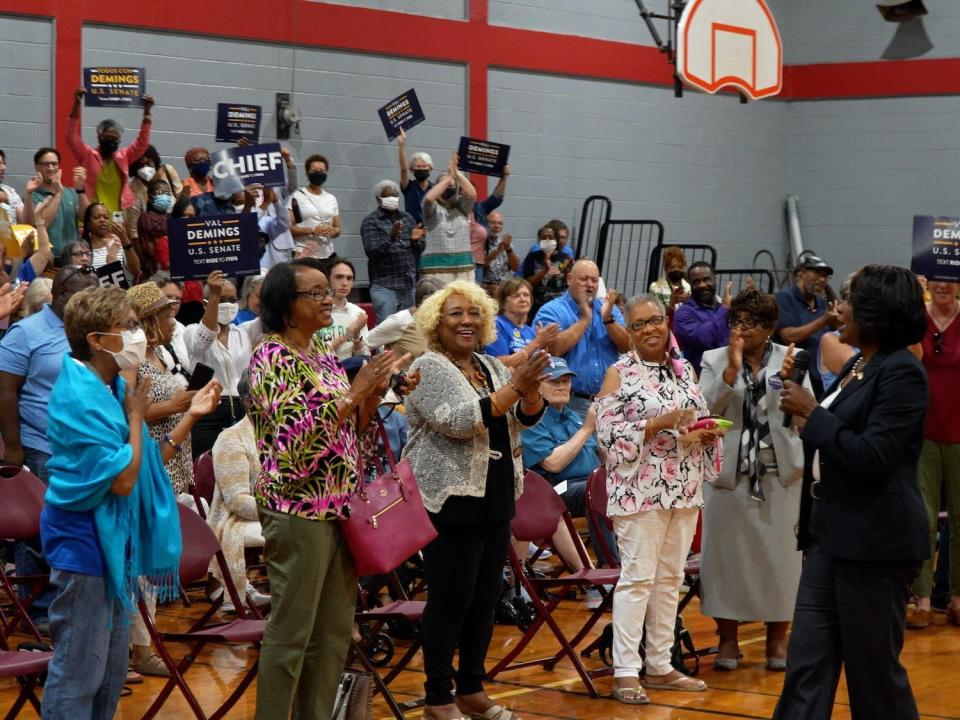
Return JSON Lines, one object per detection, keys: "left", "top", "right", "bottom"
{"left": 37, "top": 161, "right": 60, "bottom": 168}
{"left": 71, "top": 250, "right": 92, "bottom": 258}
{"left": 296, "top": 287, "right": 335, "bottom": 302}
{"left": 98, "top": 320, "right": 143, "bottom": 335}
{"left": 727, "top": 316, "right": 761, "bottom": 329}
{"left": 934, "top": 330, "right": 943, "bottom": 354}
{"left": 629, "top": 315, "right": 666, "bottom": 331}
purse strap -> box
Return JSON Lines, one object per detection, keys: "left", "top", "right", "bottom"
{"left": 354, "top": 412, "right": 407, "bottom": 501}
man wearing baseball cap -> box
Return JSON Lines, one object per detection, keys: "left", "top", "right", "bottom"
{"left": 775, "top": 254, "right": 840, "bottom": 398}
{"left": 521, "top": 356, "right": 618, "bottom": 565}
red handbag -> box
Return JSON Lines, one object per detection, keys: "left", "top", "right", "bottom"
{"left": 340, "top": 420, "right": 437, "bottom": 576}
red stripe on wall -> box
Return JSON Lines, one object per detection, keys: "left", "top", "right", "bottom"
{"left": 786, "top": 57, "right": 960, "bottom": 100}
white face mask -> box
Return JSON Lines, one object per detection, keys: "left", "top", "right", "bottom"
{"left": 540, "top": 239, "right": 557, "bottom": 256}
{"left": 100, "top": 328, "right": 148, "bottom": 371}
{"left": 137, "top": 166, "right": 156, "bottom": 183}
{"left": 218, "top": 302, "right": 239, "bottom": 326}
{"left": 379, "top": 195, "right": 400, "bottom": 211}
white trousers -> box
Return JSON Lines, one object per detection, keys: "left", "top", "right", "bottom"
{"left": 611, "top": 507, "right": 699, "bottom": 678}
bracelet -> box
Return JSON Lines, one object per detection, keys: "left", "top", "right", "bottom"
{"left": 507, "top": 381, "right": 524, "bottom": 397}
{"left": 161, "top": 433, "right": 182, "bottom": 452}
{"left": 520, "top": 391, "right": 543, "bottom": 406}
{"left": 75, "top": 188, "right": 86, "bottom": 194}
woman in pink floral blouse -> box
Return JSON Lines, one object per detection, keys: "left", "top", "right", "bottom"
{"left": 596, "top": 293, "right": 723, "bottom": 704}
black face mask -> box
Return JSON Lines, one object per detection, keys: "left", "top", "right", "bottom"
{"left": 98, "top": 138, "right": 119, "bottom": 157}
{"left": 308, "top": 171, "right": 327, "bottom": 186}
{"left": 413, "top": 169, "right": 431, "bottom": 183}
{"left": 666, "top": 270, "right": 685, "bottom": 284}
{"left": 441, "top": 186, "right": 457, "bottom": 201}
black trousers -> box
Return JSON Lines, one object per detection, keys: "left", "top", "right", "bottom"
{"left": 774, "top": 546, "right": 920, "bottom": 720}
{"left": 420, "top": 518, "right": 511, "bottom": 706}
{"left": 191, "top": 397, "right": 245, "bottom": 459}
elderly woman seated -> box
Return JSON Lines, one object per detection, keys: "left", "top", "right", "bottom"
{"left": 206, "top": 370, "right": 269, "bottom": 610}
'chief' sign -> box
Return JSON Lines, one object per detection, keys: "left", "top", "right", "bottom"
{"left": 210, "top": 142, "right": 285, "bottom": 197}
{"left": 168, "top": 214, "right": 261, "bottom": 281}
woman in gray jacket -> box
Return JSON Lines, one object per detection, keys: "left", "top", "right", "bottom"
{"left": 699, "top": 289, "right": 808, "bottom": 671}
{"left": 403, "top": 280, "right": 548, "bottom": 720}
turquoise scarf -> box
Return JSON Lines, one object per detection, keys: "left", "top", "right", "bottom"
{"left": 45, "top": 356, "right": 181, "bottom": 615}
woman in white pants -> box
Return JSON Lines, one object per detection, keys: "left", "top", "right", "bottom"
{"left": 596, "top": 293, "right": 723, "bottom": 704}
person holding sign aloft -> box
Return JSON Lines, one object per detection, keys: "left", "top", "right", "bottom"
{"left": 67, "top": 87, "right": 154, "bottom": 216}
{"left": 420, "top": 151, "right": 476, "bottom": 286}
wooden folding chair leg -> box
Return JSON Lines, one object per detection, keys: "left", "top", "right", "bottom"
{"left": 5, "top": 675, "right": 41, "bottom": 720}
{"left": 382, "top": 638, "right": 422, "bottom": 685}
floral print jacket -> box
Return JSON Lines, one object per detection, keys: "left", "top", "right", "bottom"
{"left": 248, "top": 334, "right": 374, "bottom": 521}
{"left": 596, "top": 352, "right": 721, "bottom": 516}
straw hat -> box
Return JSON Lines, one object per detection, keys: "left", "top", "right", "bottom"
{"left": 127, "top": 282, "right": 174, "bottom": 317}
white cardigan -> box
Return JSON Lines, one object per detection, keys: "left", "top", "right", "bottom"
{"left": 402, "top": 351, "right": 538, "bottom": 513}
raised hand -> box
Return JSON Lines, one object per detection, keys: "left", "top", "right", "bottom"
{"left": 25, "top": 175, "right": 42, "bottom": 194}
{"left": 531, "top": 322, "right": 560, "bottom": 352}
{"left": 510, "top": 349, "right": 551, "bottom": 395}
{"left": 351, "top": 351, "right": 397, "bottom": 401}
{"left": 411, "top": 224, "right": 426, "bottom": 242}
{"left": 206, "top": 269, "right": 225, "bottom": 295}
{"left": 188, "top": 380, "right": 222, "bottom": 418}
{"left": 125, "top": 374, "right": 154, "bottom": 420}
{"left": 779, "top": 343, "right": 796, "bottom": 380}
{"left": 0, "top": 282, "right": 28, "bottom": 321}
{"left": 396, "top": 128, "right": 407, "bottom": 146}
{"left": 168, "top": 388, "right": 198, "bottom": 414}
{"left": 727, "top": 329, "right": 744, "bottom": 374}
{"left": 142, "top": 95, "right": 155, "bottom": 114}
{"left": 722, "top": 281, "right": 734, "bottom": 308}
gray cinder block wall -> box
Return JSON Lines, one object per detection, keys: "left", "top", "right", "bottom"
{"left": 1, "top": 1, "right": 958, "bottom": 287}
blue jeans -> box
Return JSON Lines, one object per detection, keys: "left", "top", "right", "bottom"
{"left": 42, "top": 569, "right": 130, "bottom": 720}
{"left": 369, "top": 284, "right": 414, "bottom": 325}
{"left": 15, "top": 446, "right": 54, "bottom": 618}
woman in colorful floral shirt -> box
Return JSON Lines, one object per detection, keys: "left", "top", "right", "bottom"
{"left": 247, "top": 259, "right": 412, "bottom": 720}
{"left": 596, "top": 293, "right": 723, "bottom": 704}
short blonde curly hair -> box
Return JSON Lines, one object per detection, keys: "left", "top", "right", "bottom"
{"left": 416, "top": 280, "right": 498, "bottom": 350}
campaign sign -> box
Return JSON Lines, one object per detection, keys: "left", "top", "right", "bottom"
{"left": 457, "top": 137, "right": 510, "bottom": 176}
{"left": 96, "top": 261, "right": 130, "bottom": 289}
{"left": 83, "top": 67, "right": 145, "bottom": 107}
{"left": 211, "top": 142, "right": 285, "bottom": 197}
{"left": 216, "top": 103, "right": 262, "bottom": 143}
{"left": 911, "top": 215, "right": 960, "bottom": 283}
{"left": 168, "top": 214, "right": 261, "bottom": 281}
{"left": 378, "top": 88, "right": 425, "bottom": 140}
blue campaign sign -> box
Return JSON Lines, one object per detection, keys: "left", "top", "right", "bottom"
{"left": 457, "top": 136, "right": 510, "bottom": 177}
{"left": 378, "top": 88, "right": 426, "bottom": 140}
{"left": 83, "top": 67, "right": 145, "bottom": 107}
{"left": 911, "top": 215, "right": 960, "bottom": 283}
{"left": 216, "top": 103, "right": 262, "bottom": 143}
{"left": 167, "top": 213, "right": 261, "bottom": 281}
{"left": 210, "top": 142, "right": 285, "bottom": 197}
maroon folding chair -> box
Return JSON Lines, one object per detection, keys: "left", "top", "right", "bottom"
{"left": 0, "top": 643, "right": 51, "bottom": 719}
{"left": 485, "top": 471, "right": 619, "bottom": 698}
{"left": 190, "top": 452, "right": 215, "bottom": 520}
{"left": 348, "top": 572, "right": 426, "bottom": 720}
{"left": 0, "top": 466, "right": 48, "bottom": 645}
{"left": 137, "top": 503, "right": 265, "bottom": 720}
{"left": 583, "top": 466, "right": 619, "bottom": 568}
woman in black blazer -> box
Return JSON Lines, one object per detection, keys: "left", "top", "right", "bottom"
{"left": 773, "top": 265, "right": 929, "bottom": 720}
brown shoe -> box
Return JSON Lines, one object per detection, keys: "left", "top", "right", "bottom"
{"left": 906, "top": 608, "right": 933, "bottom": 629}
{"left": 946, "top": 605, "right": 960, "bottom": 626}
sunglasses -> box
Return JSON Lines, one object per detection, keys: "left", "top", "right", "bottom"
{"left": 933, "top": 330, "right": 943, "bottom": 354}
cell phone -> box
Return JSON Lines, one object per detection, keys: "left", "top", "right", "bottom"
{"left": 689, "top": 416, "right": 733, "bottom": 432}
{"left": 111, "top": 211, "right": 124, "bottom": 224}
{"left": 187, "top": 362, "right": 215, "bottom": 391}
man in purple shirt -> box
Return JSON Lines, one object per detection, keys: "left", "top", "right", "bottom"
{"left": 673, "top": 261, "right": 730, "bottom": 376}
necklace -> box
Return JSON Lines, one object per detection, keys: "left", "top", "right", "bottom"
{"left": 443, "top": 350, "right": 488, "bottom": 393}
{"left": 930, "top": 303, "right": 959, "bottom": 331}
{"left": 849, "top": 356, "right": 866, "bottom": 382}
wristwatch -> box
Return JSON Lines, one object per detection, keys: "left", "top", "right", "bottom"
{"left": 603, "top": 317, "right": 615, "bottom": 325}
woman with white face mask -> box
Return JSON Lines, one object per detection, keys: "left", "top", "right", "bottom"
{"left": 123, "top": 281, "right": 219, "bottom": 676}
{"left": 126, "top": 145, "right": 182, "bottom": 251}
{"left": 521, "top": 224, "right": 573, "bottom": 318}
{"left": 183, "top": 270, "right": 256, "bottom": 458}
{"left": 40, "top": 286, "right": 220, "bottom": 717}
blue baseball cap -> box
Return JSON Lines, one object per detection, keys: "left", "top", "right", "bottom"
{"left": 545, "top": 356, "right": 577, "bottom": 379}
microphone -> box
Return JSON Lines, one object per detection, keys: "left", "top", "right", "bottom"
{"left": 782, "top": 349, "right": 811, "bottom": 427}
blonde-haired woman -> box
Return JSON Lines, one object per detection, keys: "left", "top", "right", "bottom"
{"left": 403, "top": 280, "right": 549, "bottom": 720}
{"left": 20, "top": 277, "right": 52, "bottom": 317}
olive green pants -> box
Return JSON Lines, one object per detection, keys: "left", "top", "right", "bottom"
{"left": 914, "top": 440, "right": 960, "bottom": 598}
{"left": 254, "top": 508, "right": 356, "bottom": 720}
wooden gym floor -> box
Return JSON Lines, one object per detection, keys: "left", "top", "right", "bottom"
{"left": 3, "top": 588, "right": 960, "bottom": 719}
